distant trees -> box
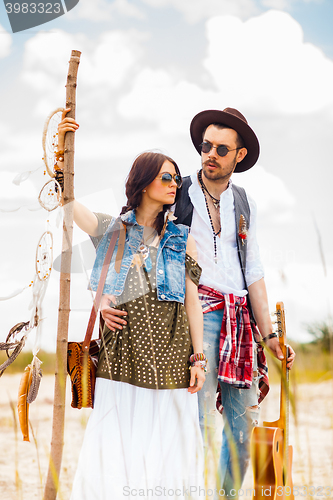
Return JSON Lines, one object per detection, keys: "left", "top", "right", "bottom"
{"left": 307, "top": 320, "right": 333, "bottom": 353}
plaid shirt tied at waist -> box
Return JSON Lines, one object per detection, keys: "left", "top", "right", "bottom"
{"left": 198, "top": 285, "right": 269, "bottom": 405}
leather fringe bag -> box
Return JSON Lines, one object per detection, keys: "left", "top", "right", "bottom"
{"left": 67, "top": 221, "right": 123, "bottom": 409}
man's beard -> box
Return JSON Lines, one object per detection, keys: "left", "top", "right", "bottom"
{"left": 202, "top": 157, "right": 237, "bottom": 182}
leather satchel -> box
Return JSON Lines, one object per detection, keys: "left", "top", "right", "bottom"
{"left": 67, "top": 222, "right": 122, "bottom": 409}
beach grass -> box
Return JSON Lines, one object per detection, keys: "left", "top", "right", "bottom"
{"left": 0, "top": 350, "right": 56, "bottom": 375}
{"left": 266, "top": 341, "right": 333, "bottom": 385}
{"left": 2, "top": 343, "right": 332, "bottom": 382}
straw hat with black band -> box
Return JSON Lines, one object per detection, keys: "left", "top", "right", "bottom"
{"left": 190, "top": 107, "right": 260, "bottom": 173}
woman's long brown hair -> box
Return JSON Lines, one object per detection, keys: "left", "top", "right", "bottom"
{"left": 120, "top": 151, "right": 182, "bottom": 234}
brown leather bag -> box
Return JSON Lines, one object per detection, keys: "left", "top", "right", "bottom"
{"left": 67, "top": 339, "right": 100, "bottom": 409}
{"left": 67, "top": 222, "right": 122, "bottom": 409}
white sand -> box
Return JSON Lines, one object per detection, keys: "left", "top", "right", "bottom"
{"left": 0, "top": 374, "right": 332, "bottom": 499}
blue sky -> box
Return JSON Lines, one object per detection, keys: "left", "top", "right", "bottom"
{"left": 0, "top": 0, "right": 332, "bottom": 351}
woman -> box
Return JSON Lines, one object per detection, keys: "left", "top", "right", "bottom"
{"left": 57, "top": 112, "right": 206, "bottom": 499}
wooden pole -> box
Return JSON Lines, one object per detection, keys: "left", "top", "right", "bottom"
{"left": 43, "top": 49, "right": 81, "bottom": 500}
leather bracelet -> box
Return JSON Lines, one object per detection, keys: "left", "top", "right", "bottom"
{"left": 262, "top": 333, "right": 278, "bottom": 343}
{"left": 54, "top": 168, "right": 64, "bottom": 192}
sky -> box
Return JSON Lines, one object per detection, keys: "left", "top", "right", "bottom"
{"left": 0, "top": 0, "right": 332, "bottom": 352}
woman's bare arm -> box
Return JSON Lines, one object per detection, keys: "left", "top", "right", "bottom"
{"left": 185, "top": 234, "right": 205, "bottom": 393}
{"left": 57, "top": 108, "right": 99, "bottom": 236}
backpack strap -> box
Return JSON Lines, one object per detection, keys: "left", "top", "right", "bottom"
{"left": 232, "top": 184, "right": 255, "bottom": 319}
{"left": 232, "top": 184, "right": 251, "bottom": 287}
{"left": 174, "top": 176, "right": 194, "bottom": 227}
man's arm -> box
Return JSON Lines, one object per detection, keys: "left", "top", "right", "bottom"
{"left": 100, "top": 294, "right": 128, "bottom": 331}
{"left": 248, "top": 278, "right": 295, "bottom": 369}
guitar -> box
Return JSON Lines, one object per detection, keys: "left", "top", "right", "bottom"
{"left": 250, "top": 302, "right": 294, "bottom": 500}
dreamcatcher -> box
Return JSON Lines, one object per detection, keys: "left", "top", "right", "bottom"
{"left": 36, "top": 231, "right": 53, "bottom": 281}
{"left": 0, "top": 107, "right": 66, "bottom": 441}
{"left": 39, "top": 107, "right": 65, "bottom": 212}
{"left": 0, "top": 224, "right": 51, "bottom": 379}
{"left": 38, "top": 179, "right": 62, "bottom": 212}
{"left": 42, "top": 107, "right": 64, "bottom": 178}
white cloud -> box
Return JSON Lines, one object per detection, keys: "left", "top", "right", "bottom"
{"left": 261, "top": 0, "right": 290, "bottom": 8}
{"left": 237, "top": 165, "right": 295, "bottom": 220}
{"left": 118, "top": 67, "right": 229, "bottom": 136}
{"left": 141, "top": 0, "right": 259, "bottom": 23}
{"left": 80, "top": 31, "right": 146, "bottom": 88}
{"left": 21, "top": 30, "right": 88, "bottom": 94}
{"left": 118, "top": 9, "right": 333, "bottom": 139}
{"left": 21, "top": 29, "right": 146, "bottom": 118}
{"left": 117, "top": 67, "right": 198, "bottom": 132}
{"left": 0, "top": 171, "right": 39, "bottom": 211}
{"left": 0, "top": 24, "right": 12, "bottom": 58}
{"left": 73, "top": 0, "right": 145, "bottom": 22}
{"left": 0, "top": 126, "right": 44, "bottom": 170}
{"left": 204, "top": 10, "right": 333, "bottom": 114}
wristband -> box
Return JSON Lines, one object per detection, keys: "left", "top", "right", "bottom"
{"left": 262, "top": 333, "right": 278, "bottom": 343}
{"left": 189, "top": 353, "right": 207, "bottom": 372}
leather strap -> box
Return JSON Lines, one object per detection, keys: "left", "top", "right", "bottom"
{"left": 82, "top": 221, "right": 121, "bottom": 353}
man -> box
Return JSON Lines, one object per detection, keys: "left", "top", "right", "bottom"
{"left": 101, "top": 107, "right": 295, "bottom": 495}
{"left": 174, "top": 107, "right": 295, "bottom": 495}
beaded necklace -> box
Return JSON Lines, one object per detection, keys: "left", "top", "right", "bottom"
{"left": 198, "top": 169, "right": 220, "bottom": 209}
{"left": 198, "top": 170, "right": 221, "bottom": 264}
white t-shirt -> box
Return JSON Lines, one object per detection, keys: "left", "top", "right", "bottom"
{"left": 188, "top": 171, "right": 264, "bottom": 297}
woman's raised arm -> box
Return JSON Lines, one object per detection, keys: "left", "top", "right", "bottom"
{"left": 57, "top": 108, "right": 99, "bottom": 236}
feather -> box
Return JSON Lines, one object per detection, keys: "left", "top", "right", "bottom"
{"left": 0, "top": 321, "right": 30, "bottom": 376}
{"left": 238, "top": 214, "right": 248, "bottom": 246}
{"left": 238, "top": 214, "right": 247, "bottom": 234}
{"left": 27, "top": 356, "right": 43, "bottom": 404}
{"left": 17, "top": 364, "right": 33, "bottom": 441}
{"left": 160, "top": 210, "right": 175, "bottom": 238}
{"left": 0, "top": 336, "right": 26, "bottom": 376}
{"left": 7, "top": 321, "right": 30, "bottom": 339}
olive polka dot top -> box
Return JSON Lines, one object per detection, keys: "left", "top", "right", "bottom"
{"left": 92, "top": 213, "right": 202, "bottom": 390}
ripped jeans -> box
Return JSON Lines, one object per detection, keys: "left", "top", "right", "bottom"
{"left": 198, "top": 309, "right": 260, "bottom": 497}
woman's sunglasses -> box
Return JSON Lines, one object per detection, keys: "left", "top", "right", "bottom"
{"left": 157, "top": 172, "right": 183, "bottom": 189}
{"left": 200, "top": 142, "right": 241, "bottom": 157}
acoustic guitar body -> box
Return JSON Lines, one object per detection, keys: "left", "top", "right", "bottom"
{"left": 250, "top": 303, "right": 294, "bottom": 500}
{"left": 251, "top": 426, "right": 284, "bottom": 500}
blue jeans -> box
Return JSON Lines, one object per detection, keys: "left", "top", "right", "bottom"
{"left": 198, "top": 309, "right": 260, "bottom": 498}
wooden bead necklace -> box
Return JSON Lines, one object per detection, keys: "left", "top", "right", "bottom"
{"left": 198, "top": 170, "right": 221, "bottom": 264}
{"left": 198, "top": 169, "right": 220, "bottom": 209}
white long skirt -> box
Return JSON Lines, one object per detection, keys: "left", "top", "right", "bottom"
{"left": 70, "top": 378, "right": 204, "bottom": 500}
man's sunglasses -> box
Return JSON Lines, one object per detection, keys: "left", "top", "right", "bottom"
{"left": 157, "top": 172, "right": 183, "bottom": 189}
{"left": 200, "top": 142, "right": 241, "bottom": 157}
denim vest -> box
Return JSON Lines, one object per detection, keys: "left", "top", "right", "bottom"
{"left": 89, "top": 210, "right": 189, "bottom": 304}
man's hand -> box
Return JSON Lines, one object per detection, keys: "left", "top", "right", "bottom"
{"left": 100, "top": 294, "right": 128, "bottom": 332}
{"left": 265, "top": 336, "right": 296, "bottom": 369}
